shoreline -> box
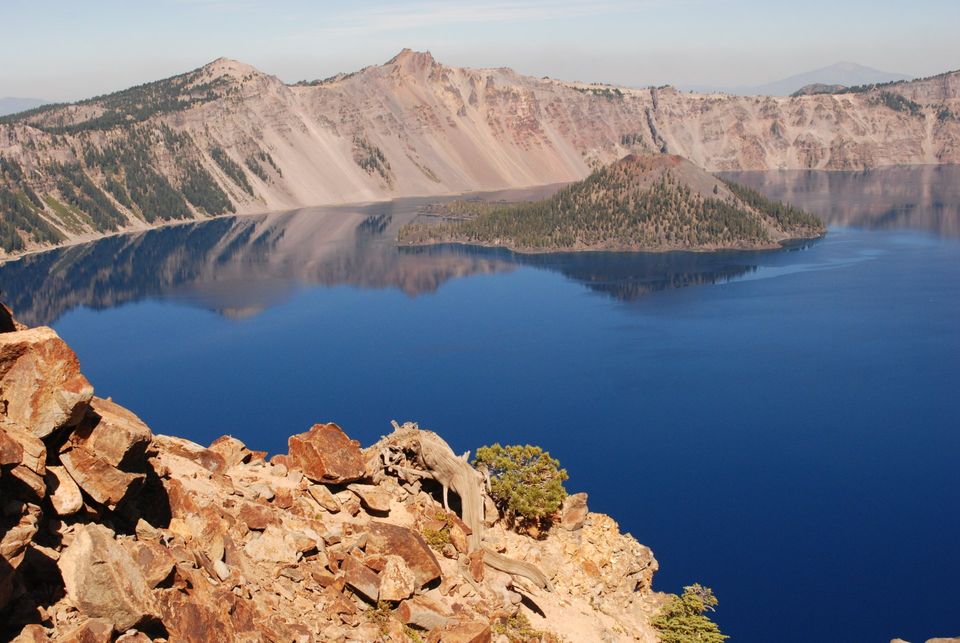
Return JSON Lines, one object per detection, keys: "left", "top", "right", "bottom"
{"left": 398, "top": 232, "right": 826, "bottom": 256}
{"left": 0, "top": 181, "right": 571, "bottom": 265}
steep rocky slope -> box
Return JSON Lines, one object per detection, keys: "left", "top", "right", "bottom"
{"left": 1, "top": 50, "right": 959, "bottom": 257}
{"left": 398, "top": 154, "right": 824, "bottom": 252}
{"left": 0, "top": 303, "right": 664, "bottom": 642}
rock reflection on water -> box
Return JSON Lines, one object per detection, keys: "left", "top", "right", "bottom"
{"left": 722, "top": 164, "right": 960, "bottom": 238}
{"left": 5, "top": 164, "right": 954, "bottom": 326}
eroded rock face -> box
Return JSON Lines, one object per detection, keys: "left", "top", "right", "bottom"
{"left": 0, "top": 327, "right": 93, "bottom": 438}
{"left": 57, "top": 524, "right": 160, "bottom": 631}
{"left": 44, "top": 465, "right": 83, "bottom": 516}
{"left": 287, "top": 422, "right": 364, "bottom": 484}
{"left": 68, "top": 397, "right": 152, "bottom": 469}
{"left": 364, "top": 521, "right": 442, "bottom": 588}
{"left": 561, "top": 492, "right": 589, "bottom": 531}
{"left": 59, "top": 447, "right": 144, "bottom": 509}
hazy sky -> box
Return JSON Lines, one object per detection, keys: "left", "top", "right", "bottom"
{"left": 2, "top": 0, "right": 958, "bottom": 101}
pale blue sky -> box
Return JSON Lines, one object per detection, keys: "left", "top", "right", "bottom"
{"left": 2, "top": 0, "right": 958, "bottom": 101}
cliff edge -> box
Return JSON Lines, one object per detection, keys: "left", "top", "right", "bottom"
{"left": 0, "top": 302, "right": 663, "bottom": 642}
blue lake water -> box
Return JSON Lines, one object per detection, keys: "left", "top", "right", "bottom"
{"left": 2, "top": 166, "right": 959, "bottom": 642}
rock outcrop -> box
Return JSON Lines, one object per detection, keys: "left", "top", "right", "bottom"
{"left": 0, "top": 305, "right": 665, "bottom": 641}
{"left": 1, "top": 50, "right": 959, "bottom": 258}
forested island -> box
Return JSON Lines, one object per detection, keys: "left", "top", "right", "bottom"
{"left": 398, "top": 154, "right": 826, "bottom": 253}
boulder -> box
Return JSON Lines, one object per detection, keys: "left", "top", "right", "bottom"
{"left": 120, "top": 540, "right": 175, "bottom": 588}
{"left": 57, "top": 524, "right": 160, "bottom": 631}
{"left": 0, "top": 327, "right": 93, "bottom": 438}
{"left": 9, "top": 464, "right": 47, "bottom": 498}
{"left": 56, "top": 618, "right": 114, "bottom": 643}
{"left": 1, "top": 420, "right": 46, "bottom": 472}
{"left": 364, "top": 522, "right": 442, "bottom": 587}
{"left": 307, "top": 484, "right": 341, "bottom": 513}
{"left": 430, "top": 621, "right": 491, "bottom": 643}
{"left": 398, "top": 594, "right": 452, "bottom": 630}
{"left": 44, "top": 465, "right": 84, "bottom": 516}
{"left": 561, "top": 492, "right": 589, "bottom": 531}
{"left": 347, "top": 483, "right": 392, "bottom": 513}
{"left": 60, "top": 447, "right": 144, "bottom": 509}
{"left": 69, "top": 397, "right": 152, "bottom": 469}
{"left": 151, "top": 435, "right": 226, "bottom": 474}
{"left": 156, "top": 588, "right": 237, "bottom": 643}
{"left": 237, "top": 501, "right": 279, "bottom": 531}
{"left": 243, "top": 524, "right": 299, "bottom": 563}
{"left": 342, "top": 553, "right": 380, "bottom": 602}
{"left": 378, "top": 555, "right": 417, "bottom": 601}
{"left": 287, "top": 423, "right": 364, "bottom": 484}
{"left": 208, "top": 435, "right": 252, "bottom": 468}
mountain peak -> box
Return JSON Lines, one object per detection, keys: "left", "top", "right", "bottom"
{"left": 199, "top": 57, "right": 264, "bottom": 80}
{"left": 385, "top": 48, "right": 437, "bottom": 69}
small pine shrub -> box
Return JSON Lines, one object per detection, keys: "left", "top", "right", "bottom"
{"left": 473, "top": 444, "right": 568, "bottom": 530}
{"left": 653, "top": 584, "right": 728, "bottom": 643}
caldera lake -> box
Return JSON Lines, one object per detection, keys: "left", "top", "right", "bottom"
{"left": 2, "top": 165, "right": 958, "bottom": 643}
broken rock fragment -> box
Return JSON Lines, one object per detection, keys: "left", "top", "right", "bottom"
{"left": 287, "top": 422, "right": 364, "bottom": 484}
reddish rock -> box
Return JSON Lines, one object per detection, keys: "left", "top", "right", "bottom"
{"left": 121, "top": 540, "right": 176, "bottom": 588}
{"left": 58, "top": 524, "right": 160, "bottom": 631}
{"left": 9, "top": 464, "right": 46, "bottom": 498}
{"left": 448, "top": 521, "right": 469, "bottom": 554}
{"left": 306, "top": 483, "right": 341, "bottom": 512}
{"left": 69, "top": 397, "right": 152, "bottom": 469}
{"left": 0, "top": 428, "right": 21, "bottom": 466}
{"left": 347, "top": 483, "right": 392, "bottom": 513}
{"left": 287, "top": 423, "right": 364, "bottom": 484}
{"left": 561, "top": 492, "right": 589, "bottom": 531}
{"left": 398, "top": 594, "right": 453, "bottom": 630}
{"left": 1, "top": 420, "right": 45, "bottom": 471}
{"left": 60, "top": 447, "right": 144, "bottom": 509}
{"left": 378, "top": 555, "right": 417, "bottom": 601}
{"left": 156, "top": 588, "right": 237, "bottom": 643}
{"left": 0, "top": 327, "right": 93, "bottom": 438}
{"left": 237, "top": 501, "right": 279, "bottom": 531}
{"left": 273, "top": 487, "right": 294, "bottom": 509}
{"left": 56, "top": 618, "right": 114, "bottom": 643}
{"left": 9, "top": 624, "right": 50, "bottom": 642}
{"left": 365, "top": 522, "right": 442, "bottom": 588}
{"left": 342, "top": 553, "right": 380, "bottom": 602}
{"left": 208, "top": 435, "right": 252, "bottom": 468}
{"left": 468, "top": 549, "right": 485, "bottom": 583}
{"left": 430, "top": 621, "right": 491, "bottom": 643}
{"left": 152, "top": 435, "right": 226, "bottom": 474}
{"left": 114, "top": 632, "right": 151, "bottom": 643}
{"left": 243, "top": 524, "right": 298, "bottom": 563}
{"left": 44, "top": 465, "right": 84, "bottom": 516}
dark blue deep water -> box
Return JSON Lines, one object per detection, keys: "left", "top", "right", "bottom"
{"left": 2, "top": 166, "right": 958, "bottom": 642}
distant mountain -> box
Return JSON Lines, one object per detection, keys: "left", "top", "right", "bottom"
{"left": 685, "top": 62, "right": 910, "bottom": 96}
{"left": 1, "top": 50, "right": 958, "bottom": 258}
{"left": 0, "top": 97, "right": 47, "bottom": 117}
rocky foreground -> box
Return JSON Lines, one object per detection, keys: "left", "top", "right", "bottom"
{"left": 0, "top": 303, "right": 663, "bottom": 642}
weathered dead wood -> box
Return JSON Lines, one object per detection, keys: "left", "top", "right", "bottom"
{"left": 380, "top": 422, "right": 552, "bottom": 591}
